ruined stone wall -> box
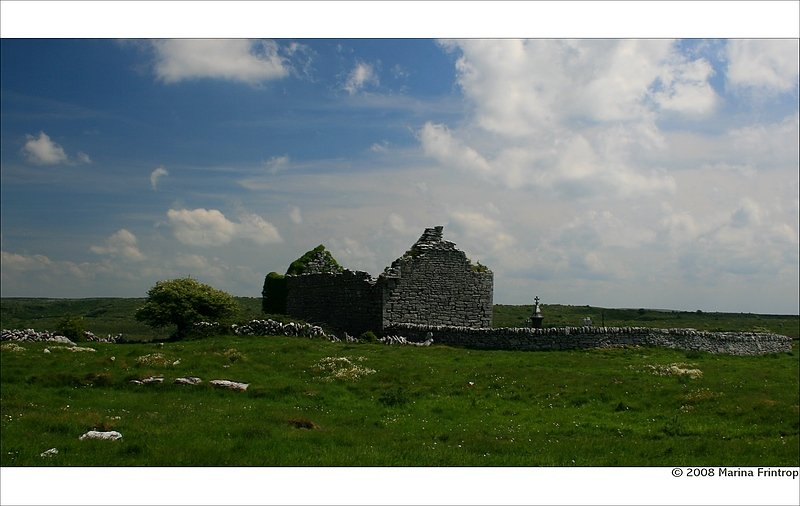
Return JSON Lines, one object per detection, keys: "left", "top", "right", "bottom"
{"left": 380, "top": 226, "right": 493, "bottom": 328}
{"left": 385, "top": 324, "right": 793, "bottom": 356}
{"left": 285, "top": 270, "right": 382, "bottom": 335}
{"left": 380, "top": 253, "right": 493, "bottom": 328}
{"left": 279, "top": 226, "right": 493, "bottom": 333}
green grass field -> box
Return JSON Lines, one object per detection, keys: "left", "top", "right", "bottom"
{"left": 2, "top": 298, "right": 798, "bottom": 466}
{"left": 2, "top": 335, "right": 798, "bottom": 466}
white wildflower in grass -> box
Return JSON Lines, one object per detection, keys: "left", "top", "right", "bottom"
{"left": 1, "top": 343, "right": 26, "bottom": 353}
{"left": 312, "top": 356, "right": 376, "bottom": 382}
{"left": 643, "top": 363, "right": 703, "bottom": 379}
{"left": 136, "top": 353, "right": 174, "bottom": 367}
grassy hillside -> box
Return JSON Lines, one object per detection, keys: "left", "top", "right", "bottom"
{"left": 3, "top": 298, "right": 798, "bottom": 341}
{"left": 2, "top": 335, "right": 797, "bottom": 466}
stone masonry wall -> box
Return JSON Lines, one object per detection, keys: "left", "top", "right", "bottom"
{"left": 285, "top": 270, "right": 382, "bottom": 335}
{"left": 380, "top": 226, "right": 493, "bottom": 328}
{"left": 385, "top": 323, "right": 793, "bottom": 356}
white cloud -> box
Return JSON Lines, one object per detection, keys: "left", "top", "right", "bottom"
{"left": 344, "top": 61, "right": 378, "bottom": 95}
{"left": 150, "top": 166, "right": 169, "bottom": 190}
{"left": 1, "top": 250, "right": 54, "bottom": 271}
{"left": 236, "top": 212, "right": 283, "bottom": 245}
{"left": 76, "top": 151, "right": 92, "bottom": 164}
{"left": 264, "top": 155, "right": 290, "bottom": 175}
{"left": 21, "top": 132, "right": 91, "bottom": 166}
{"left": 21, "top": 132, "right": 68, "bottom": 165}
{"left": 419, "top": 40, "right": 704, "bottom": 198}
{"left": 653, "top": 56, "right": 719, "bottom": 115}
{"left": 174, "top": 253, "right": 228, "bottom": 282}
{"left": 727, "top": 39, "right": 800, "bottom": 92}
{"left": 167, "top": 208, "right": 238, "bottom": 246}
{"left": 151, "top": 39, "right": 290, "bottom": 84}
{"left": 448, "top": 210, "right": 516, "bottom": 256}
{"left": 167, "top": 208, "right": 282, "bottom": 246}
{"left": 89, "top": 229, "right": 145, "bottom": 261}
{"left": 726, "top": 113, "right": 799, "bottom": 168}
{"left": 419, "top": 122, "right": 492, "bottom": 177}
{"left": 289, "top": 206, "right": 303, "bottom": 224}
{"left": 730, "top": 198, "right": 761, "bottom": 228}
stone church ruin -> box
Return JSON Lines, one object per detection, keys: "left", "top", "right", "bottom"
{"left": 262, "top": 226, "right": 493, "bottom": 334}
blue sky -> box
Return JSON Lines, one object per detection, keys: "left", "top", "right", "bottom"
{"left": 1, "top": 21, "right": 799, "bottom": 314}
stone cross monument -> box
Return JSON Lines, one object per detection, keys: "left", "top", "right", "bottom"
{"left": 530, "top": 296, "right": 544, "bottom": 329}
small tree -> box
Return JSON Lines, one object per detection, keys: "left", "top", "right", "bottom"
{"left": 135, "top": 278, "right": 239, "bottom": 339}
{"left": 56, "top": 315, "right": 86, "bottom": 341}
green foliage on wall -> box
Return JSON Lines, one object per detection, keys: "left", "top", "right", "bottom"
{"left": 286, "top": 245, "right": 343, "bottom": 276}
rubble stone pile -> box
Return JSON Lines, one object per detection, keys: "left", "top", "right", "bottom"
{"left": 1, "top": 328, "right": 75, "bottom": 345}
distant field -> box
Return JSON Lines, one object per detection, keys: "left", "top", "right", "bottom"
{"left": 2, "top": 298, "right": 797, "bottom": 341}
{"left": 494, "top": 305, "right": 800, "bottom": 339}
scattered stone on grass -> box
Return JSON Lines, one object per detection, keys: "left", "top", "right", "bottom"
{"left": 210, "top": 379, "right": 249, "bottom": 391}
{"left": 130, "top": 376, "right": 164, "bottom": 385}
{"left": 40, "top": 448, "right": 58, "bottom": 458}
{"left": 174, "top": 376, "right": 202, "bottom": 385}
{"left": 79, "top": 430, "right": 122, "bottom": 441}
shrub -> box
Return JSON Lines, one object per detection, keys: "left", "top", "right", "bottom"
{"left": 56, "top": 315, "right": 86, "bottom": 341}
{"left": 359, "top": 331, "right": 378, "bottom": 343}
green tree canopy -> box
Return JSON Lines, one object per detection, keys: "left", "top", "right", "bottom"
{"left": 135, "top": 278, "right": 239, "bottom": 339}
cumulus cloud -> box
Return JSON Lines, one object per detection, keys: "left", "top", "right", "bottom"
{"left": 21, "top": 132, "right": 68, "bottom": 165}
{"left": 418, "top": 40, "right": 707, "bottom": 197}
{"left": 89, "top": 229, "right": 145, "bottom": 261}
{"left": 1, "top": 250, "right": 55, "bottom": 271}
{"left": 344, "top": 61, "right": 378, "bottom": 95}
{"left": 150, "top": 166, "right": 169, "bottom": 190}
{"left": 151, "top": 39, "right": 290, "bottom": 84}
{"left": 727, "top": 39, "right": 800, "bottom": 93}
{"left": 236, "top": 212, "right": 283, "bottom": 245}
{"left": 1, "top": 250, "right": 91, "bottom": 292}
{"left": 21, "top": 132, "right": 91, "bottom": 166}
{"left": 167, "top": 208, "right": 282, "bottom": 246}
{"left": 448, "top": 210, "right": 516, "bottom": 255}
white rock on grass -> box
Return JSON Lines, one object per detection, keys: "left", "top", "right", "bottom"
{"left": 210, "top": 379, "right": 249, "bottom": 391}
{"left": 174, "top": 377, "right": 202, "bottom": 385}
{"left": 141, "top": 376, "right": 164, "bottom": 384}
{"left": 40, "top": 448, "right": 58, "bottom": 457}
{"left": 79, "top": 430, "right": 122, "bottom": 441}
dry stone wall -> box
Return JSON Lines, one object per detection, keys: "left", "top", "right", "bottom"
{"left": 384, "top": 323, "right": 793, "bottom": 356}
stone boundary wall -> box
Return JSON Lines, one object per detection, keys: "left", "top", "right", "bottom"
{"left": 285, "top": 270, "right": 382, "bottom": 335}
{"left": 384, "top": 323, "right": 793, "bottom": 356}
